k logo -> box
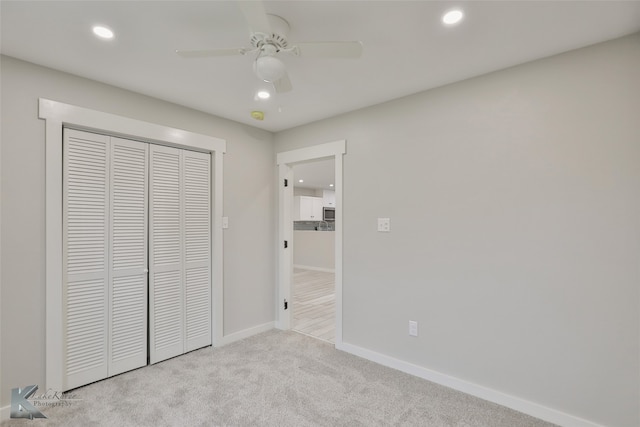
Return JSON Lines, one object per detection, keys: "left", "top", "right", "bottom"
{"left": 10, "top": 385, "right": 47, "bottom": 419}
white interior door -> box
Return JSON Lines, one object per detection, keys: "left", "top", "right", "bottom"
{"left": 183, "top": 150, "right": 212, "bottom": 351}
{"left": 63, "top": 129, "right": 110, "bottom": 390}
{"left": 108, "top": 137, "right": 149, "bottom": 376}
{"left": 149, "top": 145, "right": 184, "bottom": 363}
{"left": 63, "top": 129, "right": 212, "bottom": 385}
{"left": 149, "top": 145, "right": 212, "bottom": 363}
{"left": 63, "top": 130, "right": 149, "bottom": 389}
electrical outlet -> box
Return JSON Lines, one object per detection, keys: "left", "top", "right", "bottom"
{"left": 377, "top": 218, "right": 390, "bottom": 232}
{"left": 409, "top": 320, "right": 418, "bottom": 337}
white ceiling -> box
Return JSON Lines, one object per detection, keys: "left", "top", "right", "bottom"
{"left": 2, "top": 1, "right": 639, "bottom": 132}
{"left": 293, "top": 158, "right": 335, "bottom": 190}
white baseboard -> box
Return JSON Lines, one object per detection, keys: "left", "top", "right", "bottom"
{"left": 293, "top": 264, "right": 335, "bottom": 273}
{"left": 1, "top": 404, "right": 10, "bottom": 421}
{"left": 337, "top": 342, "right": 603, "bottom": 427}
{"left": 1, "top": 328, "right": 603, "bottom": 427}
{"left": 217, "top": 322, "right": 274, "bottom": 346}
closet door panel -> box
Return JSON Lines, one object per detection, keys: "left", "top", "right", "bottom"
{"left": 108, "top": 138, "right": 149, "bottom": 376}
{"left": 63, "top": 129, "right": 110, "bottom": 390}
{"left": 62, "top": 129, "right": 214, "bottom": 387}
{"left": 184, "top": 151, "right": 212, "bottom": 351}
{"left": 149, "top": 145, "right": 184, "bottom": 363}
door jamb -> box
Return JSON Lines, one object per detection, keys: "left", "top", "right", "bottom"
{"left": 276, "top": 140, "right": 345, "bottom": 347}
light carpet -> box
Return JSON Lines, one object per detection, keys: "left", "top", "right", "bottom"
{"left": 2, "top": 330, "right": 556, "bottom": 426}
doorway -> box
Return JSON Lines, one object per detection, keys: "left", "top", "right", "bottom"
{"left": 291, "top": 160, "right": 336, "bottom": 342}
{"left": 276, "top": 140, "right": 345, "bottom": 347}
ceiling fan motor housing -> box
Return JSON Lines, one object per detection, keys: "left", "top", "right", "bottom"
{"left": 250, "top": 14, "right": 291, "bottom": 52}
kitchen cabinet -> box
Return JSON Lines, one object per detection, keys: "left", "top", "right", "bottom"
{"left": 322, "top": 190, "right": 336, "bottom": 207}
{"left": 294, "top": 196, "right": 323, "bottom": 220}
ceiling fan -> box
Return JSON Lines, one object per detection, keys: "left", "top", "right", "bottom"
{"left": 175, "top": 2, "right": 363, "bottom": 93}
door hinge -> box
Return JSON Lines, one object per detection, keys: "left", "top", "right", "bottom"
{"left": 284, "top": 179, "right": 288, "bottom": 187}
{"left": 284, "top": 240, "right": 288, "bottom": 249}
{"left": 284, "top": 299, "right": 288, "bottom": 310}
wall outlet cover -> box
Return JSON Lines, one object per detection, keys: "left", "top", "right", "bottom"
{"left": 378, "top": 217, "right": 390, "bottom": 232}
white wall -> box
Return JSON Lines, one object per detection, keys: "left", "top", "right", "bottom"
{"left": 0, "top": 56, "right": 275, "bottom": 409}
{"left": 294, "top": 231, "right": 335, "bottom": 271}
{"left": 275, "top": 34, "right": 640, "bottom": 427}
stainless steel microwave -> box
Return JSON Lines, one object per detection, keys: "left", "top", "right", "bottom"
{"left": 323, "top": 207, "right": 335, "bottom": 221}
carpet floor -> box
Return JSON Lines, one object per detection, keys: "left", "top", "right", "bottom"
{"left": 2, "top": 330, "right": 556, "bottom": 426}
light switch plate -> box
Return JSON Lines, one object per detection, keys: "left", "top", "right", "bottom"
{"left": 377, "top": 218, "right": 390, "bottom": 232}
{"left": 409, "top": 320, "right": 418, "bottom": 337}
{"left": 222, "top": 217, "right": 229, "bottom": 229}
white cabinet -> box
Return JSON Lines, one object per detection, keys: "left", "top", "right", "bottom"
{"left": 322, "top": 190, "right": 336, "bottom": 207}
{"left": 294, "top": 196, "right": 323, "bottom": 220}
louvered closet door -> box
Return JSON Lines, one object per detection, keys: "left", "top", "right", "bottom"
{"left": 149, "top": 145, "right": 184, "bottom": 363}
{"left": 149, "top": 146, "right": 212, "bottom": 363}
{"left": 63, "top": 129, "right": 110, "bottom": 390}
{"left": 108, "top": 137, "right": 148, "bottom": 376}
{"left": 64, "top": 130, "right": 149, "bottom": 390}
{"left": 184, "top": 150, "right": 211, "bottom": 351}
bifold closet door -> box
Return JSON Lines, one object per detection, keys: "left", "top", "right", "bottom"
{"left": 108, "top": 137, "right": 149, "bottom": 377}
{"left": 63, "top": 130, "right": 109, "bottom": 390}
{"left": 63, "top": 129, "right": 148, "bottom": 391}
{"left": 183, "top": 150, "right": 212, "bottom": 352}
{"left": 149, "top": 145, "right": 211, "bottom": 364}
{"left": 149, "top": 145, "right": 184, "bottom": 363}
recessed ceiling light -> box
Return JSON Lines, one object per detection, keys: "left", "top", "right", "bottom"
{"left": 329, "top": 184, "right": 334, "bottom": 187}
{"left": 442, "top": 9, "right": 464, "bottom": 25}
{"left": 257, "top": 91, "right": 270, "bottom": 100}
{"left": 298, "top": 179, "right": 304, "bottom": 183}
{"left": 93, "top": 25, "right": 114, "bottom": 39}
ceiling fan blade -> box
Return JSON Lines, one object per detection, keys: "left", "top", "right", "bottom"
{"left": 273, "top": 72, "right": 293, "bottom": 93}
{"left": 176, "top": 48, "right": 246, "bottom": 58}
{"left": 293, "top": 41, "right": 363, "bottom": 58}
{"left": 237, "top": 1, "right": 271, "bottom": 35}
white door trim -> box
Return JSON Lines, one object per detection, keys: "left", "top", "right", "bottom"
{"left": 39, "top": 98, "right": 226, "bottom": 392}
{"left": 276, "top": 140, "right": 346, "bottom": 346}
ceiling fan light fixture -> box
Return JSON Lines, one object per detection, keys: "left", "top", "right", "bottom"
{"left": 254, "top": 55, "right": 286, "bottom": 82}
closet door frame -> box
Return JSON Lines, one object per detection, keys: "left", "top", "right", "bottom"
{"left": 40, "top": 98, "right": 226, "bottom": 392}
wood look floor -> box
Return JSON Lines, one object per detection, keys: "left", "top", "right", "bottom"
{"left": 293, "top": 268, "right": 335, "bottom": 343}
